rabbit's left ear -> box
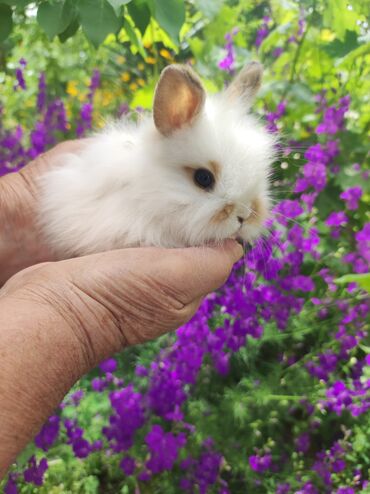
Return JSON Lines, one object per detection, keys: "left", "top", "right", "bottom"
{"left": 153, "top": 64, "right": 206, "bottom": 136}
{"left": 224, "top": 61, "right": 263, "bottom": 107}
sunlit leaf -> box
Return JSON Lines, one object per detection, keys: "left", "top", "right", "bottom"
{"left": 152, "top": 0, "right": 185, "bottom": 42}
{"left": 127, "top": 0, "right": 151, "bottom": 36}
{"left": 335, "top": 273, "right": 370, "bottom": 292}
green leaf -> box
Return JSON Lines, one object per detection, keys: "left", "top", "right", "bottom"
{"left": 1, "top": 0, "right": 31, "bottom": 6}
{"left": 58, "top": 17, "right": 80, "bottom": 43}
{"left": 323, "top": 0, "right": 359, "bottom": 40}
{"left": 37, "top": 0, "right": 75, "bottom": 40}
{"left": 127, "top": 0, "right": 151, "bottom": 36}
{"left": 335, "top": 273, "right": 370, "bottom": 292}
{"left": 107, "top": 0, "right": 131, "bottom": 15}
{"left": 0, "top": 3, "right": 13, "bottom": 42}
{"left": 290, "top": 82, "right": 315, "bottom": 103}
{"left": 130, "top": 79, "right": 156, "bottom": 109}
{"left": 78, "top": 0, "right": 120, "bottom": 47}
{"left": 193, "top": 0, "right": 225, "bottom": 19}
{"left": 323, "top": 30, "right": 359, "bottom": 57}
{"left": 108, "top": 0, "right": 131, "bottom": 7}
{"left": 123, "top": 17, "right": 146, "bottom": 58}
{"left": 153, "top": 0, "right": 185, "bottom": 42}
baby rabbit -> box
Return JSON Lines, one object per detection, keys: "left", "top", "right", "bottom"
{"left": 39, "top": 62, "right": 275, "bottom": 256}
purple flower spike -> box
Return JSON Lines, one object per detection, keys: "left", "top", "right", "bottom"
{"left": 218, "top": 28, "right": 238, "bottom": 73}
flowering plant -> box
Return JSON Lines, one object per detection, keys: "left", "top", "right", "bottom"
{"left": 1, "top": 0, "right": 369, "bottom": 493}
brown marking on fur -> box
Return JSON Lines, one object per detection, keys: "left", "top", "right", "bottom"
{"left": 247, "top": 197, "right": 269, "bottom": 225}
{"left": 208, "top": 160, "right": 221, "bottom": 181}
{"left": 153, "top": 64, "right": 206, "bottom": 136}
{"left": 212, "top": 203, "right": 236, "bottom": 223}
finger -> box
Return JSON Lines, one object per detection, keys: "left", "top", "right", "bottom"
{"left": 177, "top": 239, "right": 244, "bottom": 299}
{"left": 58, "top": 240, "right": 243, "bottom": 308}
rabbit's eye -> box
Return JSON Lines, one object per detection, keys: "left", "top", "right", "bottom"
{"left": 194, "top": 168, "right": 215, "bottom": 190}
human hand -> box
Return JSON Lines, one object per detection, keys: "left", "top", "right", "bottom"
{"left": 0, "top": 140, "right": 86, "bottom": 285}
{"left": 0, "top": 241, "right": 243, "bottom": 476}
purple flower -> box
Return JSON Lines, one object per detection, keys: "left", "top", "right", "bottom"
{"left": 70, "top": 389, "right": 84, "bottom": 406}
{"left": 340, "top": 186, "right": 362, "bottom": 210}
{"left": 355, "top": 222, "right": 370, "bottom": 264}
{"left": 14, "top": 59, "right": 26, "bottom": 90}
{"left": 103, "top": 385, "right": 145, "bottom": 452}
{"left": 274, "top": 199, "right": 304, "bottom": 225}
{"left": 135, "top": 364, "right": 148, "bottom": 377}
{"left": 194, "top": 450, "right": 223, "bottom": 490}
{"left": 218, "top": 29, "right": 238, "bottom": 73}
{"left": 255, "top": 17, "right": 270, "bottom": 47}
{"left": 249, "top": 453, "right": 272, "bottom": 473}
{"left": 91, "top": 377, "right": 108, "bottom": 392}
{"left": 23, "top": 456, "right": 48, "bottom": 486}
{"left": 4, "top": 474, "right": 18, "bottom": 494}
{"left": 64, "top": 419, "right": 94, "bottom": 458}
{"left": 266, "top": 101, "right": 287, "bottom": 132}
{"left": 272, "top": 47, "right": 283, "bottom": 58}
{"left": 138, "top": 470, "right": 151, "bottom": 481}
{"left": 30, "top": 122, "right": 48, "bottom": 154}
{"left": 37, "top": 73, "right": 47, "bottom": 112}
{"left": 316, "top": 97, "right": 350, "bottom": 134}
{"left": 304, "top": 143, "right": 330, "bottom": 164}
{"left": 99, "top": 357, "right": 117, "bottom": 373}
{"left": 295, "top": 432, "right": 310, "bottom": 453}
{"left": 332, "top": 458, "right": 346, "bottom": 473}
{"left": 89, "top": 69, "right": 101, "bottom": 95}
{"left": 145, "top": 425, "right": 186, "bottom": 474}
{"left": 288, "top": 275, "right": 315, "bottom": 292}
{"left": 325, "top": 211, "right": 348, "bottom": 227}
{"left": 276, "top": 483, "right": 291, "bottom": 494}
{"left": 34, "top": 415, "right": 60, "bottom": 452}
{"left": 120, "top": 456, "right": 136, "bottom": 476}
{"left": 324, "top": 381, "right": 353, "bottom": 415}
{"left": 296, "top": 481, "right": 319, "bottom": 494}
{"left": 306, "top": 350, "right": 338, "bottom": 381}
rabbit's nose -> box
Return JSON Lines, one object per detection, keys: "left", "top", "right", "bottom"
{"left": 237, "top": 216, "right": 244, "bottom": 225}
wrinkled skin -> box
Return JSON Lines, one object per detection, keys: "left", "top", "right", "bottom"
{"left": 0, "top": 141, "right": 88, "bottom": 285}
{"left": 0, "top": 141, "right": 243, "bottom": 477}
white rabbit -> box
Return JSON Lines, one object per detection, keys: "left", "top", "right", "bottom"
{"left": 39, "top": 62, "right": 275, "bottom": 256}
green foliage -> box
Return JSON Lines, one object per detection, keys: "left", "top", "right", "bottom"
{"left": 0, "top": 0, "right": 187, "bottom": 46}
{"left": 0, "top": 3, "right": 13, "bottom": 42}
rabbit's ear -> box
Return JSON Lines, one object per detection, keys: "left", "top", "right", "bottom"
{"left": 224, "top": 62, "right": 263, "bottom": 107}
{"left": 153, "top": 64, "right": 206, "bottom": 136}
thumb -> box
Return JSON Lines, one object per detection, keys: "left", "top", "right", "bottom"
{"left": 155, "top": 239, "right": 244, "bottom": 305}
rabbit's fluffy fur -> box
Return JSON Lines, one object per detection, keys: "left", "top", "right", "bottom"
{"left": 39, "top": 63, "right": 275, "bottom": 256}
